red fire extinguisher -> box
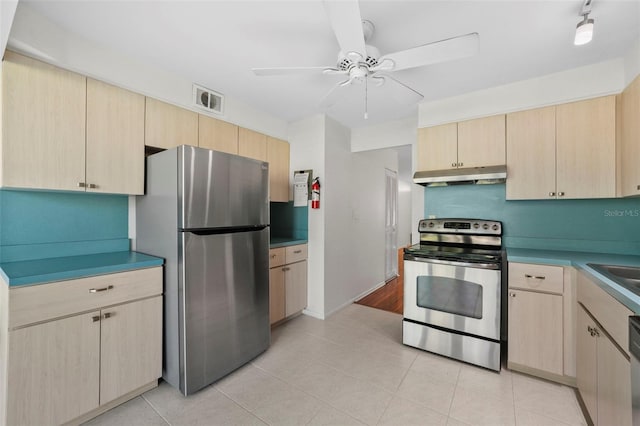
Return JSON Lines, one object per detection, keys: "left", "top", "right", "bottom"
{"left": 311, "top": 177, "right": 320, "bottom": 209}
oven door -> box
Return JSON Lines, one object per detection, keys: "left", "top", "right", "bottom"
{"left": 403, "top": 255, "right": 501, "bottom": 341}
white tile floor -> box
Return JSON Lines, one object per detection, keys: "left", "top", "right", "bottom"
{"left": 83, "top": 304, "right": 587, "bottom": 426}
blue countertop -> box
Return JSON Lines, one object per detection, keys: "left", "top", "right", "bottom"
{"left": 507, "top": 248, "right": 640, "bottom": 314}
{"left": 0, "top": 251, "right": 164, "bottom": 287}
{"left": 270, "top": 238, "right": 308, "bottom": 248}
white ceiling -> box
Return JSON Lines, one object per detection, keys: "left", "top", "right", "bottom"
{"left": 11, "top": 0, "right": 640, "bottom": 129}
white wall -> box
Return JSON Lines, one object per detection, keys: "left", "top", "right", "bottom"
{"left": 396, "top": 145, "right": 412, "bottom": 248}
{"left": 418, "top": 58, "right": 625, "bottom": 127}
{"left": 1, "top": 0, "right": 18, "bottom": 57}
{"left": 323, "top": 116, "right": 357, "bottom": 316}
{"left": 351, "top": 115, "right": 418, "bottom": 152}
{"left": 7, "top": 3, "right": 288, "bottom": 140}
{"left": 288, "top": 114, "right": 326, "bottom": 319}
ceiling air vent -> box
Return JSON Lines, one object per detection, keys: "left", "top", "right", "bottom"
{"left": 193, "top": 84, "right": 224, "bottom": 115}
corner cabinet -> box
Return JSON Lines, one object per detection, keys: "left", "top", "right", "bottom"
{"left": 269, "top": 244, "right": 307, "bottom": 325}
{"left": 507, "top": 262, "right": 577, "bottom": 384}
{"left": 506, "top": 96, "right": 616, "bottom": 200}
{"left": 620, "top": 74, "right": 640, "bottom": 197}
{"left": 0, "top": 267, "right": 163, "bottom": 426}
{"left": 1, "top": 51, "right": 145, "bottom": 195}
{"left": 576, "top": 270, "right": 632, "bottom": 426}
{"left": 417, "top": 115, "right": 505, "bottom": 172}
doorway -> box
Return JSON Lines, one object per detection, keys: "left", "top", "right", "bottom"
{"left": 385, "top": 168, "right": 398, "bottom": 281}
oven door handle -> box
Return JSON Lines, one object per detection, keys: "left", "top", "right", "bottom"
{"left": 404, "top": 255, "right": 501, "bottom": 270}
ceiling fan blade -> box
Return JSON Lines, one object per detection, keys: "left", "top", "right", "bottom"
{"left": 252, "top": 67, "right": 336, "bottom": 76}
{"left": 378, "top": 74, "right": 424, "bottom": 105}
{"left": 380, "top": 32, "right": 479, "bottom": 72}
{"left": 323, "top": 0, "right": 367, "bottom": 60}
{"left": 319, "top": 80, "right": 351, "bottom": 108}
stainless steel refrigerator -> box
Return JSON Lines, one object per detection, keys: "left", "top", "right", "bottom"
{"left": 136, "top": 145, "right": 270, "bottom": 396}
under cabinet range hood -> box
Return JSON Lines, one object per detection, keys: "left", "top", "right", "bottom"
{"left": 413, "top": 165, "right": 507, "bottom": 186}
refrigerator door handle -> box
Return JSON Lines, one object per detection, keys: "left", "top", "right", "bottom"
{"left": 183, "top": 225, "right": 269, "bottom": 236}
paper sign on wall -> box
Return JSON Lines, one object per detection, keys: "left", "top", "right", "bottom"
{"left": 293, "top": 170, "right": 312, "bottom": 207}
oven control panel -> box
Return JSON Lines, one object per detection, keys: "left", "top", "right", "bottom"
{"left": 418, "top": 218, "right": 502, "bottom": 235}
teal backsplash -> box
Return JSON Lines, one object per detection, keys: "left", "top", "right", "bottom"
{"left": 0, "top": 190, "right": 129, "bottom": 262}
{"left": 424, "top": 184, "right": 640, "bottom": 254}
{"left": 270, "top": 201, "right": 308, "bottom": 240}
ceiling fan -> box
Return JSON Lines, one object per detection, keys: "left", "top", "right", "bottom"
{"left": 252, "top": 0, "right": 479, "bottom": 119}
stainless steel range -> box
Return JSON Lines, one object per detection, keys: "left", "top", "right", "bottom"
{"left": 403, "top": 218, "right": 504, "bottom": 371}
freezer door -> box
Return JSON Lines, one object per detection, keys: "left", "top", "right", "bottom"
{"left": 179, "top": 145, "right": 269, "bottom": 229}
{"left": 179, "top": 227, "right": 270, "bottom": 395}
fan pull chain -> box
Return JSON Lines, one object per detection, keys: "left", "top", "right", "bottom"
{"left": 364, "top": 76, "right": 368, "bottom": 120}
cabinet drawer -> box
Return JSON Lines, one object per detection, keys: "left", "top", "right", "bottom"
{"left": 9, "top": 267, "right": 162, "bottom": 328}
{"left": 269, "top": 248, "right": 285, "bottom": 268}
{"left": 509, "top": 263, "right": 564, "bottom": 294}
{"left": 285, "top": 244, "right": 307, "bottom": 264}
{"left": 578, "top": 270, "right": 633, "bottom": 355}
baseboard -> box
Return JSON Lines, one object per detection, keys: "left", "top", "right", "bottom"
{"left": 507, "top": 361, "right": 577, "bottom": 387}
{"left": 302, "top": 308, "right": 324, "bottom": 320}
{"left": 355, "top": 280, "right": 388, "bottom": 301}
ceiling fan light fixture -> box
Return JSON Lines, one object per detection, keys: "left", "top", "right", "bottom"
{"left": 574, "top": 15, "right": 594, "bottom": 45}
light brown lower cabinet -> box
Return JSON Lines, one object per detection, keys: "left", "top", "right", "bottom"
{"left": 0, "top": 267, "right": 163, "bottom": 426}
{"left": 269, "top": 244, "right": 307, "bottom": 325}
{"left": 577, "top": 304, "right": 631, "bottom": 426}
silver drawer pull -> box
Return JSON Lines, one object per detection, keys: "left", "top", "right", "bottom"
{"left": 103, "top": 312, "right": 114, "bottom": 319}
{"left": 282, "top": 267, "right": 290, "bottom": 271}
{"left": 88, "top": 183, "right": 98, "bottom": 189}
{"left": 77, "top": 182, "right": 87, "bottom": 188}
{"left": 270, "top": 254, "right": 277, "bottom": 259}
{"left": 524, "top": 274, "right": 545, "bottom": 280}
{"left": 89, "top": 285, "right": 114, "bottom": 293}
{"left": 92, "top": 315, "right": 100, "bottom": 322}
{"left": 293, "top": 250, "right": 302, "bottom": 254}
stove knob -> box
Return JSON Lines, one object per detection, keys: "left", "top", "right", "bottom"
{"left": 473, "top": 223, "right": 479, "bottom": 229}
{"left": 482, "top": 224, "right": 489, "bottom": 230}
{"left": 492, "top": 224, "right": 499, "bottom": 231}
{"left": 428, "top": 222, "right": 435, "bottom": 228}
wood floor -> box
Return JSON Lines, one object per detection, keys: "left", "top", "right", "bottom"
{"left": 354, "top": 276, "right": 403, "bottom": 314}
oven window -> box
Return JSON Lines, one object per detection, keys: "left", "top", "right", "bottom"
{"left": 416, "top": 276, "right": 483, "bottom": 319}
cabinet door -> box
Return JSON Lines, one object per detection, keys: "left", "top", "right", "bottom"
{"left": 238, "top": 128, "right": 267, "bottom": 161}
{"left": 1, "top": 51, "right": 86, "bottom": 191}
{"left": 86, "top": 79, "right": 145, "bottom": 195}
{"left": 457, "top": 115, "right": 506, "bottom": 168}
{"left": 416, "top": 124, "right": 457, "bottom": 171}
{"left": 285, "top": 260, "right": 307, "bottom": 316}
{"left": 198, "top": 115, "right": 238, "bottom": 154}
{"left": 267, "top": 136, "right": 290, "bottom": 202}
{"left": 597, "top": 331, "right": 632, "bottom": 426}
{"left": 506, "top": 107, "right": 557, "bottom": 200}
{"left": 620, "top": 75, "right": 640, "bottom": 197}
{"left": 508, "top": 289, "right": 563, "bottom": 375}
{"left": 145, "top": 98, "right": 198, "bottom": 149}
{"left": 556, "top": 96, "right": 616, "bottom": 199}
{"left": 6, "top": 311, "right": 100, "bottom": 426}
{"left": 577, "top": 305, "right": 598, "bottom": 424}
{"left": 99, "top": 296, "right": 162, "bottom": 405}
{"left": 269, "top": 267, "right": 286, "bottom": 324}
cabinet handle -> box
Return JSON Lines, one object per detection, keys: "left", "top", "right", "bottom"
{"left": 558, "top": 191, "right": 565, "bottom": 197}
{"left": 452, "top": 162, "right": 456, "bottom": 167}
{"left": 92, "top": 315, "right": 100, "bottom": 322}
{"left": 270, "top": 254, "right": 277, "bottom": 259}
{"left": 524, "top": 274, "right": 545, "bottom": 280}
{"left": 88, "top": 183, "right": 98, "bottom": 189}
{"left": 89, "top": 285, "right": 114, "bottom": 293}
{"left": 78, "top": 182, "right": 87, "bottom": 188}
{"left": 282, "top": 267, "right": 290, "bottom": 271}
{"left": 509, "top": 292, "right": 516, "bottom": 297}
{"left": 293, "top": 250, "right": 302, "bottom": 254}
{"left": 459, "top": 162, "right": 463, "bottom": 167}
{"left": 549, "top": 192, "right": 556, "bottom": 197}
{"left": 103, "top": 312, "right": 114, "bottom": 319}
{"left": 637, "top": 185, "right": 640, "bottom": 190}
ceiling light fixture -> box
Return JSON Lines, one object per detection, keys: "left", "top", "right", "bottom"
{"left": 574, "top": 0, "right": 594, "bottom": 46}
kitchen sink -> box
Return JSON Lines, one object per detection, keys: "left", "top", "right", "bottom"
{"left": 587, "top": 263, "right": 640, "bottom": 296}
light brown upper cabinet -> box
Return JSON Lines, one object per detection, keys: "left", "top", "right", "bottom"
{"left": 86, "top": 79, "right": 145, "bottom": 195}
{"left": 1, "top": 52, "right": 145, "bottom": 195}
{"left": 417, "top": 115, "right": 505, "bottom": 172}
{"left": 238, "top": 128, "right": 267, "bottom": 161}
{"left": 267, "top": 136, "right": 290, "bottom": 202}
{"left": 145, "top": 98, "right": 197, "bottom": 149}
{"left": 198, "top": 115, "right": 238, "bottom": 154}
{"left": 620, "top": 75, "right": 640, "bottom": 197}
{"left": 556, "top": 96, "right": 616, "bottom": 199}
{"left": 507, "top": 96, "right": 616, "bottom": 200}
{"left": 506, "top": 106, "right": 557, "bottom": 200}
{"left": 1, "top": 51, "right": 86, "bottom": 191}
